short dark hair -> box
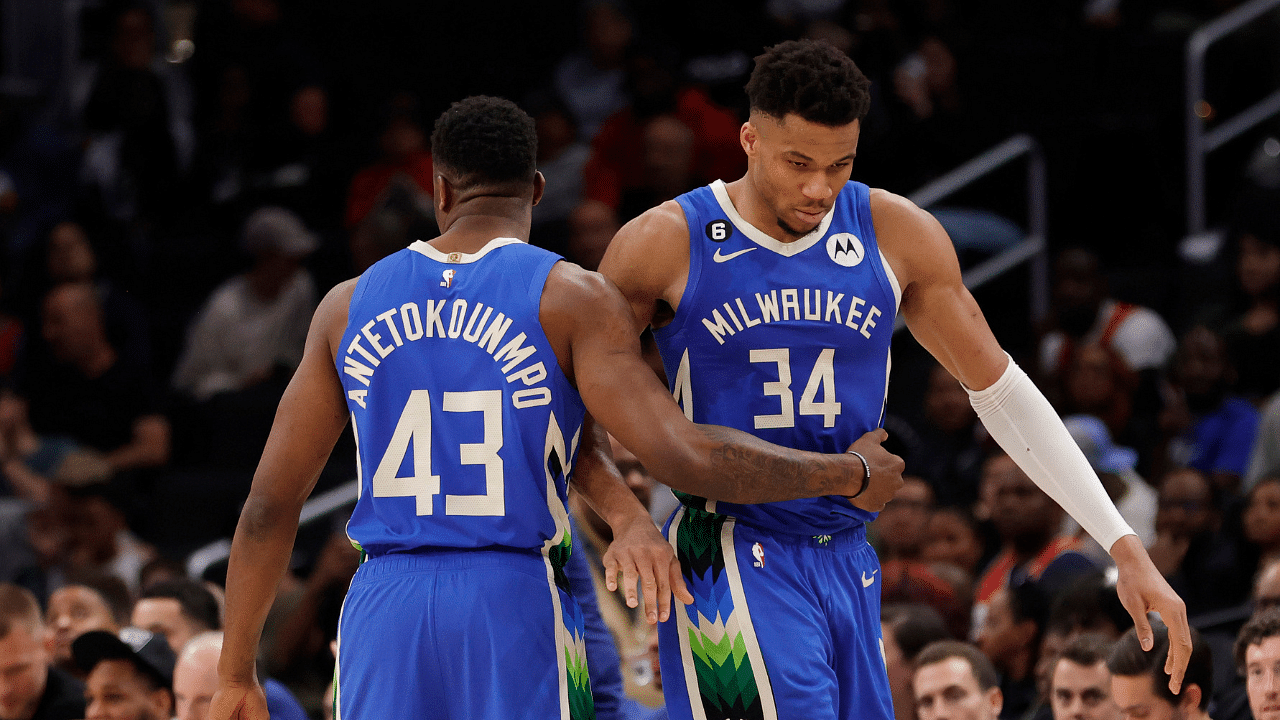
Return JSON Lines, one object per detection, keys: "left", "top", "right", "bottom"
{"left": 1051, "top": 633, "right": 1116, "bottom": 690}
{"left": 883, "top": 603, "right": 953, "bottom": 661}
{"left": 745, "top": 39, "right": 871, "bottom": 126}
{"left": 1107, "top": 623, "right": 1212, "bottom": 709}
{"left": 915, "top": 640, "right": 1000, "bottom": 691}
{"left": 430, "top": 95, "right": 537, "bottom": 189}
{"left": 140, "top": 579, "right": 221, "bottom": 632}
{"left": 1235, "top": 607, "right": 1280, "bottom": 673}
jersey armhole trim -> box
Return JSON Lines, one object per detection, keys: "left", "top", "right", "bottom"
{"left": 652, "top": 196, "right": 700, "bottom": 342}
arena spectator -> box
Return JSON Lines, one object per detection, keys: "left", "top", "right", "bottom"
{"left": 977, "top": 580, "right": 1050, "bottom": 719}
{"left": 1160, "top": 325, "right": 1260, "bottom": 493}
{"left": 172, "top": 631, "right": 306, "bottom": 720}
{"left": 19, "top": 282, "right": 170, "bottom": 478}
{"left": 343, "top": 94, "right": 434, "bottom": 234}
{"left": 45, "top": 581, "right": 129, "bottom": 678}
{"left": 70, "top": 2, "right": 193, "bottom": 224}
{"left": 1255, "top": 560, "right": 1280, "bottom": 613}
{"left": 922, "top": 506, "right": 989, "bottom": 577}
{"left": 973, "top": 453, "right": 1096, "bottom": 632}
{"left": 170, "top": 206, "right": 316, "bottom": 403}
{"left": 1049, "top": 634, "right": 1122, "bottom": 720}
{"left": 528, "top": 93, "right": 592, "bottom": 256}
{"left": 1039, "top": 248, "right": 1177, "bottom": 381}
{"left": 581, "top": 42, "right": 744, "bottom": 219}
{"left": 1222, "top": 199, "right": 1280, "bottom": 404}
{"left": 552, "top": 2, "right": 634, "bottom": 141}
{"left": 913, "top": 640, "right": 1004, "bottom": 720}
{"left": 1107, "top": 623, "right": 1213, "bottom": 720}
{"left": 893, "top": 364, "right": 987, "bottom": 508}
{"left": 874, "top": 477, "right": 935, "bottom": 562}
{"left": 1244, "top": 475, "right": 1280, "bottom": 569}
{"left": 1148, "top": 467, "right": 1252, "bottom": 615}
{"left": 73, "top": 628, "right": 175, "bottom": 720}
{"left": 883, "top": 604, "right": 955, "bottom": 720}
{"left": 1234, "top": 608, "right": 1280, "bottom": 720}
{"left": 0, "top": 583, "right": 85, "bottom": 720}
{"left": 131, "top": 579, "right": 221, "bottom": 655}
{"left": 58, "top": 481, "right": 157, "bottom": 595}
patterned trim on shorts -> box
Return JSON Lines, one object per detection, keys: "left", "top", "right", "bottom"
{"left": 669, "top": 506, "right": 777, "bottom": 720}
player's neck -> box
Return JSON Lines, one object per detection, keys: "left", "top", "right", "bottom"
{"left": 723, "top": 177, "right": 806, "bottom": 245}
{"left": 433, "top": 198, "right": 531, "bottom": 253}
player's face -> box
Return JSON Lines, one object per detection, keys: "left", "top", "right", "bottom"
{"left": 1109, "top": 674, "right": 1185, "bottom": 720}
{"left": 1246, "top": 636, "right": 1280, "bottom": 720}
{"left": 0, "top": 625, "right": 49, "bottom": 720}
{"left": 742, "top": 112, "right": 860, "bottom": 239}
{"left": 915, "top": 658, "right": 1002, "bottom": 720}
{"left": 1052, "top": 660, "right": 1122, "bottom": 720}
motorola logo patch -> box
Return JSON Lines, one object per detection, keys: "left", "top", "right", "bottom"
{"left": 826, "top": 233, "right": 865, "bottom": 267}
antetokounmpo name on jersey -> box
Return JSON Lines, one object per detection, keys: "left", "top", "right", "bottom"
{"left": 701, "top": 288, "right": 884, "bottom": 345}
{"left": 342, "top": 298, "right": 553, "bottom": 410}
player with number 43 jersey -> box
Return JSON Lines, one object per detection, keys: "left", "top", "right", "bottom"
{"left": 209, "top": 96, "right": 893, "bottom": 720}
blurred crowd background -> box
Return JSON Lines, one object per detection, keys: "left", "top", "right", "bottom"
{"left": 0, "top": 0, "right": 1278, "bottom": 718}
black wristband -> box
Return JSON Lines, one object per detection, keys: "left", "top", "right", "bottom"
{"left": 848, "top": 450, "right": 871, "bottom": 498}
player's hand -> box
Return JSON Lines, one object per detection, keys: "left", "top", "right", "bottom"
{"left": 210, "top": 678, "right": 269, "bottom": 720}
{"left": 603, "top": 514, "right": 694, "bottom": 624}
{"left": 1110, "top": 534, "right": 1193, "bottom": 694}
{"left": 845, "top": 429, "right": 905, "bottom": 512}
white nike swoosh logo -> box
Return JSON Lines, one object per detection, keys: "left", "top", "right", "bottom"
{"left": 862, "top": 571, "right": 877, "bottom": 587}
{"left": 712, "top": 247, "right": 757, "bottom": 263}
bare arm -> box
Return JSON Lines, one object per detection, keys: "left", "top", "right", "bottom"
{"left": 542, "top": 263, "right": 885, "bottom": 505}
{"left": 596, "top": 201, "right": 690, "bottom": 333}
{"left": 875, "top": 190, "right": 1191, "bottom": 692}
{"left": 105, "top": 415, "right": 171, "bottom": 471}
{"left": 570, "top": 415, "right": 694, "bottom": 622}
{"left": 213, "top": 280, "right": 354, "bottom": 719}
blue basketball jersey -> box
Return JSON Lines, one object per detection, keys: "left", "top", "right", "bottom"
{"left": 338, "top": 238, "right": 586, "bottom": 558}
{"left": 655, "top": 180, "right": 901, "bottom": 535}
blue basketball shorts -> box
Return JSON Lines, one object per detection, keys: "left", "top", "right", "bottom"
{"left": 335, "top": 549, "right": 594, "bottom": 720}
{"left": 657, "top": 507, "right": 894, "bottom": 720}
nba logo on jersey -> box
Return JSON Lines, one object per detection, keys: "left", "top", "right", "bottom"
{"left": 752, "top": 542, "right": 765, "bottom": 568}
{"left": 441, "top": 269, "right": 455, "bottom": 287}
{"left": 826, "top": 233, "right": 865, "bottom": 267}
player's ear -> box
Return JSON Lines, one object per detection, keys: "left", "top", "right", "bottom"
{"left": 532, "top": 171, "right": 546, "bottom": 207}
{"left": 434, "top": 173, "right": 453, "bottom": 216}
{"left": 740, "top": 121, "right": 757, "bottom": 156}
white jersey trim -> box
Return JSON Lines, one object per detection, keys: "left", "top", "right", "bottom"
{"left": 409, "top": 237, "right": 523, "bottom": 263}
{"left": 709, "top": 180, "right": 833, "bottom": 257}
{"left": 879, "top": 252, "right": 902, "bottom": 310}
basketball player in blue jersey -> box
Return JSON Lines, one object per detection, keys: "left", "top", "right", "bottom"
{"left": 596, "top": 39, "right": 1193, "bottom": 720}
{"left": 208, "top": 96, "right": 902, "bottom": 720}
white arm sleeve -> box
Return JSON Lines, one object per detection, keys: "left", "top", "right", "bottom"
{"left": 967, "top": 354, "right": 1136, "bottom": 553}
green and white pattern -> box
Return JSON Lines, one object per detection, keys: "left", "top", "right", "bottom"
{"left": 670, "top": 505, "right": 777, "bottom": 720}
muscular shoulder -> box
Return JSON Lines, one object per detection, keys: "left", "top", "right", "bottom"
{"left": 868, "top": 188, "right": 959, "bottom": 293}
{"left": 541, "top": 261, "right": 637, "bottom": 386}
{"left": 315, "top": 278, "right": 359, "bottom": 360}
{"left": 597, "top": 201, "right": 689, "bottom": 311}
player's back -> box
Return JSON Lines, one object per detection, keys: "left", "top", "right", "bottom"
{"left": 337, "top": 238, "right": 586, "bottom": 558}
{"left": 655, "top": 179, "right": 901, "bottom": 534}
